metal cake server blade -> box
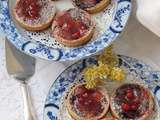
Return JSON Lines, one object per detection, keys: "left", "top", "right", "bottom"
{"left": 5, "top": 39, "right": 37, "bottom": 120}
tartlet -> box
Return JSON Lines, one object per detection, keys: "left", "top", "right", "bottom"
{"left": 72, "top": 0, "right": 111, "bottom": 14}
{"left": 100, "top": 114, "right": 118, "bottom": 120}
{"left": 66, "top": 84, "right": 110, "bottom": 120}
{"left": 13, "top": 0, "right": 56, "bottom": 31}
{"left": 52, "top": 8, "right": 95, "bottom": 47}
{"left": 110, "top": 84, "right": 155, "bottom": 120}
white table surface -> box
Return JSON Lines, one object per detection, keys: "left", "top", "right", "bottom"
{"left": 0, "top": 2, "right": 160, "bottom": 120}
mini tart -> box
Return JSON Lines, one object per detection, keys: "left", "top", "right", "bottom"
{"left": 52, "top": 8, "right": 95, "bottom": 47}
{"left": 66, "top": 84, "right": 110, "bottom": 120}
{"left": 110, "top": 84, "right": 155, "bottom": 120}
{"left": 13, "top": 0, "right": 56, "bottom": 31}
{"left": 72, "top": 0, "right": 110, "bottom": 14}
{"left": 100, "top": 113, "right": 118, "bottom": 120}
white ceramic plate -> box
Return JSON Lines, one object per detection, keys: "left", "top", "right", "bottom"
{"left": 0, "top": 0, "right": 132, "bottom": 61}
{"left": 43, "top": 55, "right": 160, "bottom": 120}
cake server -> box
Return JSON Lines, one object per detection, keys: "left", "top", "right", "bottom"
{"left": 5, "top": 39, "right": 36, "bottom": 120}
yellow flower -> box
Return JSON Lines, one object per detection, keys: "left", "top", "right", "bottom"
{"left": 109, "top": 67, "right": 125, "bottom": 81}
{"left": 83, "top": 63, "right": 110, "bottom": 89}
{"left": 96, "top": 62, "right": 110, "bottom": 79}
{"left": 103, "top": 44, "right": 114, "bottom": 55}
{"left": 85, "top": 80, "right": 98, "bottom": 89}
{"left": 98, "top": 45, "right": 118, "bottom": 67}
{"left": 83, "top": 45, "right": 126, "bottom": 89}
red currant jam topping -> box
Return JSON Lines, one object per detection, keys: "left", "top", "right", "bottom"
{"left": 75, "top": 0, "right": 102, "bottom": 9}
{"left": 70, "top": 85, "right": 104, "bottom": 116}
{"left": 114, "top": 84, "right": 150, "bottom": 119}
{"left": 55, "top": 12, "right": 89, "bottom": 40}
{"left": 121, "top": 103, "right": 130, "bottom": 111}
{"left": 16, "top": 0, "right": 41, "bottom": 19}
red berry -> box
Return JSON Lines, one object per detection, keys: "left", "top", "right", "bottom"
{"left": 66, "top": 17, "right": 75, "bottom": 28}
{"left": 66, "top": 24, "right": 72, "bottom": 30}
{"left": 134, "top": 99, "right": 140, "bottom": 105}
{"left": 72, "top": 31, "right": 81, "bottom": 39}
{"left": 126, "top": 92, "right": 134, "bottom": 99}
{"left": 131, "top": 102, "right": 139, "bottom": 110}
{"left": 92, "top": 91, "right": 103, "bottom": 102}
{"left": 121, "top": 103, "right": 130, "bottom": 111}
{"left": 126, "top": 89, "right": 132, "bottom": 93}
{"left": 76, "top": 19, "right": 87, "bottom": 30}
{"left": 78, "top": 97, "right": 83, "bottom": 102}
{"left": 131, "top": 104, "right": 137, "bottom": 110}
{"left": 82, "top": 92, "right": 88, "bottom": 97}
{"left": 57, "top": 13, "right": 70, "bottom": 26}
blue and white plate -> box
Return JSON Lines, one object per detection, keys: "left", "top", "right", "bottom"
{"left": 0, "top": 0, "right": 131, "bottom": 61}
{"left": 43, "top": 55, "right": 160, "bottom": 120}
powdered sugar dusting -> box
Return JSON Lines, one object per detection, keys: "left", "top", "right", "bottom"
{"left": 58, "top": 66, "right": 160, "bottom": 120}
{"left": 15, "top": 0, "right": 56, "bottom": 25}
{"left": 18, "top": 0, "right": 116, "bottom": 49}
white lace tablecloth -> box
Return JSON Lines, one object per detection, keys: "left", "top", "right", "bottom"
{"left": 0, "top": 3, "right": 160, "bottom": 120}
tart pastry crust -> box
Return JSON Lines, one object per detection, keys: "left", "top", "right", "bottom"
{"left": 66, "top": 84, "right": 110, "bottom": 120}
{"left": 52, "top": 8, "right": 95, "bottom": 47}
{"left": 13, "top": 0, "right": 56, "bottom": 31}
{"left": 110, "top": 84, "right": 154, "bottom": 120}
{"left": 72, "top": 0, "right": 111, "bottom": 14}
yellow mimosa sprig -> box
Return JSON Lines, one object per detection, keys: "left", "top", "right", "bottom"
{"left": 83, "top": 45, "right": 126, "bottom": 89}
{"left": 98, "top": 44, "right": 118, "bottom": 67}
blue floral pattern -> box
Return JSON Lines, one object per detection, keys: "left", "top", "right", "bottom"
{"left": 47, "top": 112, "right": 57, "bottom": 120}
{"left": 0, "top": 0, "right": 132, "bottom": 61}
{"left": 43, "top": 55, "right": 160, "bottom": 120}
{"left": 110, "top": 1, "right": 131, "bottom": 33}
{"left": 22, "top": 41, "right": 61, "bottom": 60}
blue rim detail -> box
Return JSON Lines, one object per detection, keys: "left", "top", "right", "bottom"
{"left": 43, "top": 55, "right": 160, "bottom": 120}
{"left": 118, "top": 0, "right": 131, "bottom": 3}
{"left": 45, "top": 104, "right": 59, "bottom": 109}
{"left": 21, "top": 41, "right": 31, "bottom": 51}
{"left": 110, "top": 26, "right": 121, "bottom": 33}
{"left": 0, "top": 0, "right": 132, "bottom": 61}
